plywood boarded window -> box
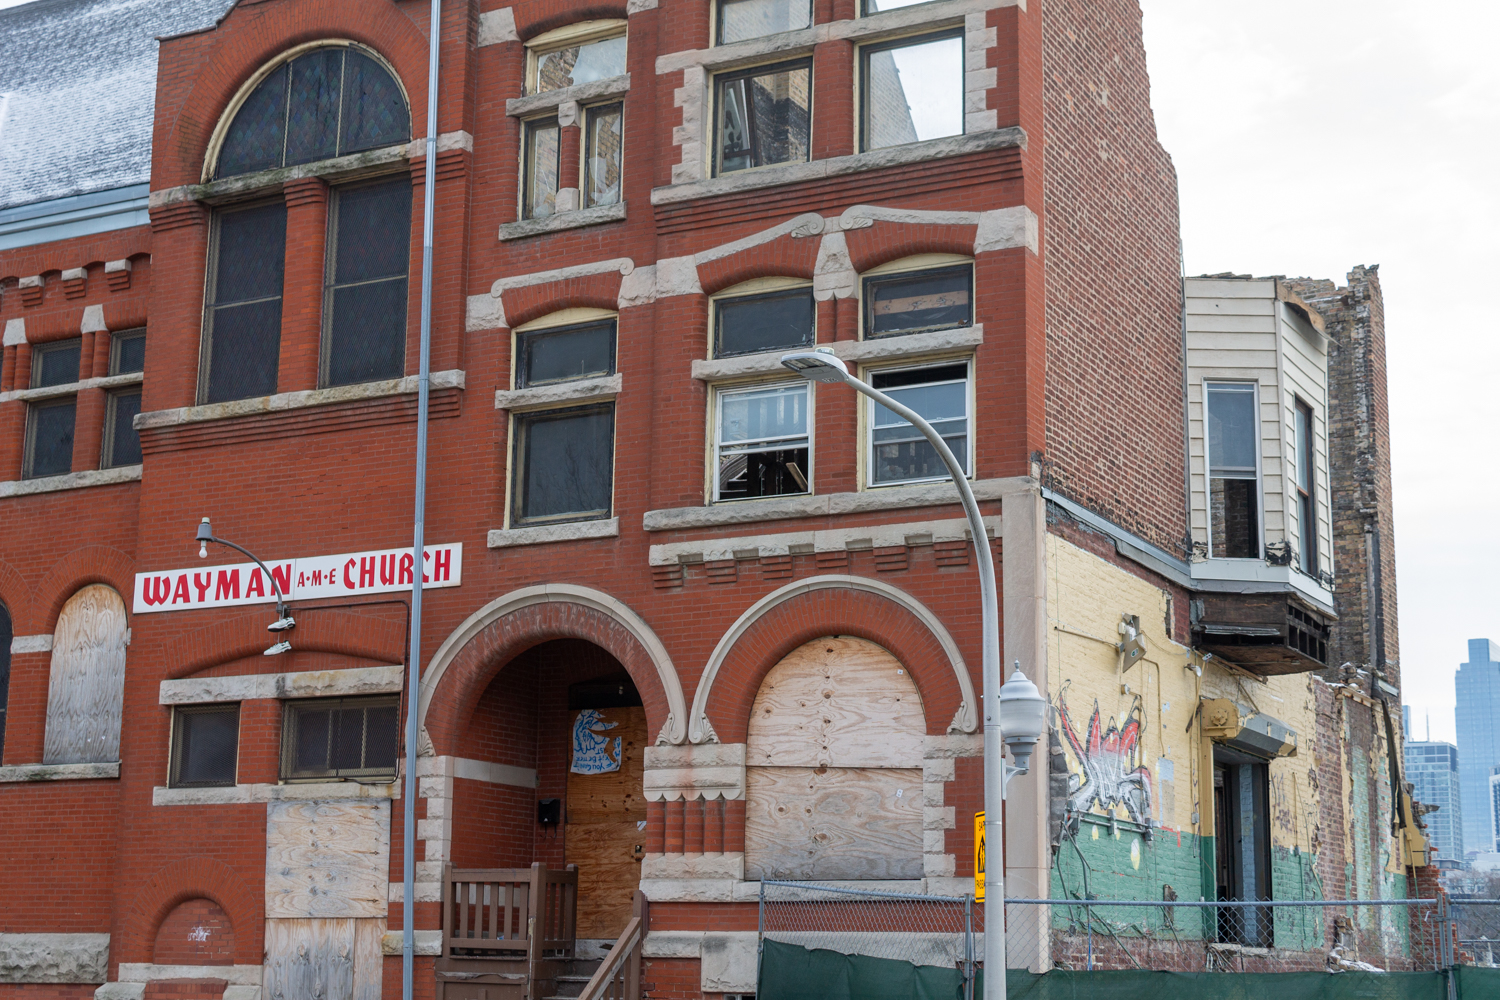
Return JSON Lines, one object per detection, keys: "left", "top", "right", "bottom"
{"left": 746, "top": 636, "right": 925, "bottom": 880}
{"left": 43, "top": 584, "right": 128, "bottom": 764}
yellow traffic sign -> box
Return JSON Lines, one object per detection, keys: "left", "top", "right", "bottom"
{"left": 974, "top": 811, "right": 985, "bottom": 901}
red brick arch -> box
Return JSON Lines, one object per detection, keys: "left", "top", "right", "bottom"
{"left": 699, "top": 580, "right": 975, "bottom": 744}
{"left": 120, "top": 856, "right": 262, "bottom": 967}
{"left": 28, "top": 544, "right": 136, "bottom": 635}
{"left": 421, "top": 591, "right": 686, "bottom": 754}
{"left": 0, "top": 557, "right": 27, "bottom": 633}
{"left": 515, "top": 4, "right": 629, "bottom": 40}
{"left": 157, "top": 0, "right": 432, "bottom": 188}
{"left": 162, "top": 609, "right": 408, "bottom": 679}
{"left": 697, "top": 234, "right": 821, "bottom": 295}
{"left": 502, "top": 272, "right": 625, "bottom": 329}
{"left": 844, "top": 224, "right": 978, "bottom": 274}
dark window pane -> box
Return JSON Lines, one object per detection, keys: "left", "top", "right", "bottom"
{"left": 341, "top": 50, "right": 411, "bottom": 155}
{"left": 518, "top": 321, "right": 616, "bottom": 387}
{"left": 172, "top": 706, "right": 239, "bottom": 787}
{"left": 717, "top": 62, "right": 811, "bottom": 174}
{"left": 112, "top": 330, "right": 146, "bottom": 375}
{"left": 293, "top": 706, "right": 332, "bottom": 773}
{"left": 206, "top": 299, "right": 282, "bottom": 402}
{"left": 715, "top": 287, "right": 814, "bottom": 357}
{"left": 216, "top": 63, "right": 288, "bottom": 178}
{"left": 0, "top": 603, "right": 11, "bottom": 759}
{"left": 285, "top": 49, "right": 343, "bottom": 166}
{"left": 27, "top": 399, "right": 75, "bottom": 478}
{"left": 514, "top": 406, "right": 614, "bottom": 523}
{"left": 584, "top": 104, "right": 624, "bottom": 208}
{"left": 363, "top": 705, "right": 399, "bottom": 770}
{"left": 331, "top": 708, "right": 367, "bottom": 771}
{"left": 332, "top": 180, "right": 412, "bottom": 284}
{"left": 863, "top": 34, "right": 963, "bottom": 150}
{"left": 865, "top": 265, "right": 972, "bottom": 337}
{"left": 283, "top": 698, "right": 398, "bottom": 779}
{"left": 33, "top": 340, "right": 82, "bottom": 388}
{"left": 107, "top": 391, "right": 142, "bottom": 467}
{"left": 1207, "top": 384, "right": 1258, "bottom": 474}
{"left": 1211, "top": 477, "right": 1259, "bottom": 558}
{"left": 215, "top": 203, "right": 287, "bottom": 304}
{"left": 326, "top": 280, "right": 407, "bottom": 386}
{"left": 718, "top": 0, "right": 811, "bottom": 44}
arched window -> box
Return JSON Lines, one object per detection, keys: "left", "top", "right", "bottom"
{"left": 43, "top": 585, "right": 128, "bottom": 765}
{"left": 215, "top": 45, "right": 410, "bottom": 179}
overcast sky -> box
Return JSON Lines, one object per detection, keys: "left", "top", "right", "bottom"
{"left": 1139, "top": 0, "right": 1500, "bottom": 743}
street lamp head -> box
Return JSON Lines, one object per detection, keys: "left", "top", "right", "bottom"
{"left": 196, "top": 517, "right": 213, "bottom": 558}
{"left": 780, "top": 348, "right": 849, "bottom": 383}
{"left": 999, "top": 661, "right": 1048, "bottom": 775}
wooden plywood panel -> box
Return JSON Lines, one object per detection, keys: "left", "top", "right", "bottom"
{"left": 352, "top": 917, "right": 384, "bottom": 1000}
{"left": 264, "top": 917, "right": 354, "bottom": 1000}
{"left": 745, "top": 766, "right": 923, "bottom": 880}
{"left": 43, "top": 584, "right": 128, "bottom": 765}
{"left": 748, "top": 636, "right": 924, "bottom": 769}
{"left": 567, "top": 707, "right": 648, "bottom": 824}
{"left": 266, "top": 801, "right": 390, "bottom": 919}
{"left": 566, "top": 820, "right": 644, "bottom": 939}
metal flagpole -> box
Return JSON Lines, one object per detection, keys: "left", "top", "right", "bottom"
{"left": 404, "top": 1, "right": 441, "bottom": 998}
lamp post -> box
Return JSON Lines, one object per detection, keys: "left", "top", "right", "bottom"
{"left": 781, "top": 348, "right": 1046, "bottom": 999}
{"left": 195, "top": 517, "right": 295, "bottom": 653}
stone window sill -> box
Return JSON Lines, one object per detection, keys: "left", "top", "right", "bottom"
{"left": 498, "top": 202, "right": 627, "bottom": 242}
{"left": 135, "top": 369, "right": 466, "bottom": 431}
{"left": 0, "top": 371, "right": 142, "bottom": 404}
{"left": 690, "top": 327, "right": 983, "bottom": 382}
{"left": 159, "top": 664, "right": 404, "bottom": 705}
{"left": 152, "top": 780, "right": 399, "bottom": 806}
{"left": 643, "top": 476, "right": 1024, "bottom": 532}
{"left": 495, "top": 373, "right": 622, "bottom": 411}
{"left": 0, "top": 465, "right": 141, "bottom": 499}
{"left": 506, "top": 74, "right": 631, "bottom": 118}
{"left": 0, "top": 761, "right": 120, "bottom": 782}
{"left": 652, "top": 129, "right": 1024, "bottom": 207}
{"left": 488, "top": 517, "right": 620, "bottom": 548}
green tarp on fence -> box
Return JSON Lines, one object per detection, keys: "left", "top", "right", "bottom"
{"left": 759, "top": 939, "right": 1470, "bottom": 1000}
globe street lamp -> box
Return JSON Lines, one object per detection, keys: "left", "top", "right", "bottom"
{"left": 782, "top": 348, "right": 1046, "bottom": 998}
{"left": 195, "top": 517, "right": 296, "bottom": 653}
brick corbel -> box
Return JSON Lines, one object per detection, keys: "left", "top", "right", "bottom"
{"left": 61, "top": 267, "right": 87, "bottom": 299}
{"left": 149, "top": 202, "right": 209, "bottom": 234}
{"left": 105, "top": 259, "right": 134, "bottom": 292}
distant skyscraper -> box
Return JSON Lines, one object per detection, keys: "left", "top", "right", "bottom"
{"left": 1455, "top": 638, "right": 1500, "bottom": 853}
{"left": 1492, "top": 767, "right": 1500, "bottom": 853}
{"left": 1405, "top": 734, "right": 1464, "bottom": 862}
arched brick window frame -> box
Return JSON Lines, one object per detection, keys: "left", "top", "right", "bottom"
{"left": 119, "top": 856, "right": 262, "bottom": 967}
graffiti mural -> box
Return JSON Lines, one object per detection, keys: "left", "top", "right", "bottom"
{"left": 571, "top": 709, "right": 622, "bottom": 775}
{"left": 1055, "top": 687, "right": 1153, "bottom": 833}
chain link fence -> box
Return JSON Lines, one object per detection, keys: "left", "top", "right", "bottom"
{"left": 1452, "top": 899, "right": 1500, "bottom": 967}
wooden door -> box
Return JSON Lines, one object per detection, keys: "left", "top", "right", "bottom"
{"left": 565, "top": 705, "right": 647, "bottom": 939}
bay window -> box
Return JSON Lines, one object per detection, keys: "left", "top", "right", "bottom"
{"left": 1207, "top": 382, "right": 1260, "bottom": 559}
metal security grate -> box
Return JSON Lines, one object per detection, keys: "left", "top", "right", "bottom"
{"left": 170, "top": 704, "right": 240, "bottom": 788}
{"left": 282, "top": 695, "right": 399, "bottom": 780}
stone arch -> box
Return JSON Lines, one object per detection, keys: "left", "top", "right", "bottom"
{"left": 44, "top": 584, "right": 128, "bottom": 765}
{"left": 122, "top": 856, "right": 261, "bottom": 967}
{"left": 502, "top": 277, "right": 624, "bottom": 329}
{"left": 420, "top": 584, "right": 688, "bottom": 750}
{"left": 689, "top": 575, "right": 978, "bottom": 744}
{"left": 0, "top": 556, "right": 26, "bottom": 633}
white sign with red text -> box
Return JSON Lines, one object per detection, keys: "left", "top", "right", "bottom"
{"left": 132, "top": 543, "right": 462, "bottom": 614}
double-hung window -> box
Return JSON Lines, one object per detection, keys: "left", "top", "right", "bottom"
{"left": 509, "top": 318, "right": 618, "bottom": 526}
{"left": 862, "top": 261, "right": 972, "bottom": 338}
{"left": 202, "top": 201, "right": 288, "bottom": 404}
{"left": 522, "top": 25, "right": 628, "bottom": 220}
{"left": 169, "top": 704, "right": 240, "bottom": 788}
{"left": 860, "top": 31, "right": 964, "bottom": 151}
{"left": 716, "top": 0, "right": 812, "bottom": 44}
{"left": 24, "top": 338, "right": 82, "bottom": 479}
{"left": 713, "top": 282, "right": 815, "bottom": 357}
{"left": 282, "top": 696, "right": 399, "bottom": 781}
{"left": 323, "top": 178, "right": 412, "bottom": 386}
{"left": 102, "top": 328, "right": 145, "bottom": 469}
{"left": 715, "top": 60, "right": 812, "bottom": 175}
{"left": 584, "top": 103, "right": 624, "bottom": 208}
{"left": 1294, "top": 399, "right": 1318, "bottom": 576}
{"left": 714, "top": 381, "right": 810, "bottom": 501}
{"left": 1206, "top": 382, "right": 1260, "bottom": 559}
{"left": 867, "top": 361, "right": 970, "bottom": 486}
{"left": 523, "top": 117, "right": 562, "bottom": 219}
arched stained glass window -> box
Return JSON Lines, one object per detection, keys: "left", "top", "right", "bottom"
{"left": 216, "top": 47, "right": 410, "bottom": 179}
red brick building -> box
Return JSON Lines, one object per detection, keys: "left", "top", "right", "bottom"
{"left": 1, "top": 0, "right": 1420, "bottom": 998}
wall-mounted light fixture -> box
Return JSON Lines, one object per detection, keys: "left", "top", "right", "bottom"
{"left": 195, "top": 517, "right": 295, "bottom": 653}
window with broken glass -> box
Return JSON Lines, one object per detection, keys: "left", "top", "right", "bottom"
{"left": 511, "top": 404, "right": 616, "bottom": 525}
{"left": 23, "top": 338, "right": 82, "bottom": 480}
{"left": 323, "top": 177, "right": 412, "bottom": 387}
{"left": 862, "top": 263, "right": 972, "bottom": 338}
{"left": 867, "top": 361, "right": 970, "bottom": 486}
{"left": 861, "top": 31, "right": 964, "bottom": 152}
{"left": 584, "top": 103, "right": 625, "bottom": 208}
{"left": 715, "top": 381, "right": 810, "bottom": 501}
{"left": 281, "top": 696, "right": 399, "bottom": 781}
{"left": 717, "top": 0, "right": 812, "bottom": 44}
{"left": 169, "top": 704, "right": 240, "bottom": 788}
{"left": 713, "top": 285, "right": 815, "bottom": 358}
{"left": 529, "top": 30, "right": 627, "bottom": 94}
{"left": 1206, "top": 382, "right": 1260, "bottom": 559}
{"left": 523, "top": 117, "right": 562, "bottom": 219}
{"left": 201, "top": 201, "right": 286, "bottom": 404}
{"left": 715, "top": 60, "right": 812, "bottom": 175}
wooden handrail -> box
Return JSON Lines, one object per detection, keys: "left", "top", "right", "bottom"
{"left": 577, "top": 892, "right": 648, "bottom": 1000}
{"left": 441, "top": 863, "right": 578, "bottom": 962}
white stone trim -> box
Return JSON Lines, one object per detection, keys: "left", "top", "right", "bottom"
{"left": 670, "top": 67, "right": 707, "bottom": 184}
{"left": 0, "top": 932, "right": 109, "bottom": 984}
{"left": 476, "top": 7, "right": 518, "bottom": 46}
{"left": 405, "top": 130, "right": 475, "bottom": 158}
{"left": 380, "top": 930, "right": 442, "bottom": 955}
{"left": 642, "top": 742, "right": 746, "bottom": 800}
{"left": 686, "top": 575, "right": 980, "bottom": 743}
{"left": 649, "top": 515, "right": 998, "bottom": 566}
{"left": 152, "top": 781, "right": 398, "bottom": 806}
{"left": 642, "top": 474, "right": 1023, "bottom": 532}
{"left": 417, "top": 584, "right": 690, "bottom": 745}
{"left": 0, "top": 466, "right": 141, "bottom": 499}
{"left": 105, "top": 259, "right": 132, "bottom": 275}
{"left": 81, "top": 304, "right": 108, "bottom": 333}
{"left": 3, "top": 318, "right": 25, "bottom": 346}
{"left": 1, "top": 371, "right": 143, "bottom": 404}
{"left": 19, "top": 275, "right": 43, "bottom": 290}
{"left": 0, "top": 762, "right": 120, "bottom": 783}
{"left": 626, "top": 0, "right": 658, "bottom": 12}
{"left": 159, "top": 665, "right": 403, "bottom": 705}
{"left": 11, "top": 634, "right": 53, "bottom": 654}
{"left": 95, "top": 985, "right": 144, "bottom": 999}
{"left": 116, "top": 964, "right": 261, "bottom": 985}
{"left": 488, "top": 518, "right": 620, "bottom": 549}
{"left": 499, "top": 202, "right": 626, "bottom": 241}
{"left": 641, "top": 853, "right": 744, "bottom": 880}
{"left": 494, "top": 373, "right": 621, "bottom": 411}
{"left": 446, "top": 756, "right": 539, "bottom": 788}
{"left": 964, "top": 12, "right": 999, "bottom": 132}
{"left": 134, "top": 370, "right": 465, "bottom": 431}
{"left": 690, "top": 326, "right": 983, "bottom": 382}
{"left": 470, "top": 259, "right": 637, "bottom": 330}
{"left": 507, "top": 75, "right": 631, "bottom": 117}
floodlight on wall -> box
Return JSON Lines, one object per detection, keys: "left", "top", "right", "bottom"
{"left": 194, "top": 517, "right": 295, "bottom": 652}
{"left": 998, "top": 662, "right": 1047, "bottom": 796}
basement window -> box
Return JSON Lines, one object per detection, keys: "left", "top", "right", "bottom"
{"left": 715, "top": 381, "right": 810, "bottom": 501}
{"left": 511, "top": 404, "right": 616, "bottom": 525}
{"left": 861, "top": 31, "right": 964, "bottom": 152}
{"left": 1206, "top": 382, "right": 1260, "bottom": 559}
{"left": 715, "top": 59, "right": 812, "bottom": 175}
{"left": 717, "top": 0, "right": 812, "bottom": 44}
{"left": 862, "top": 262, "right": 972, "bottom": 338}
{"left": 169, "top": 704, "right": 240, "bottom": 788}
{"left": 713, "top": 283, "right": 815, "bottom": 358}
{"left": 281, "top": 696, "right": 399, "bottom": 781}
{"left": 867, "top": 361, "right": 970, "bottom": 486}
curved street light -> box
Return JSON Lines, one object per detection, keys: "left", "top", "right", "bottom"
{"left": 195, "top": 516, "right": 295, "bottom": 652}
{"left": 782, "top": 348, "right": 1046, "bottom": 998}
